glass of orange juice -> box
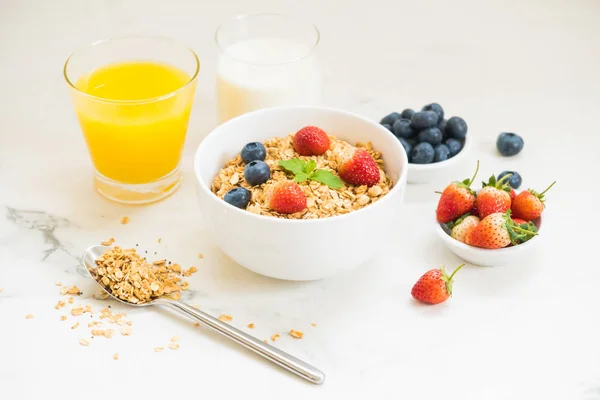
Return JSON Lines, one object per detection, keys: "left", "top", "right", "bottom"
{"left": 64, "top": 36, "right": 199, "bottom": 204}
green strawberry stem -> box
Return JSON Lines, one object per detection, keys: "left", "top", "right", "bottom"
{"left": 533, "top": 180, "right": 556, "bottom": 201}
{"left": 511, "top": 225, "right": 539, "bottom": 236}
{"left": 448, "top": 264, "right": 465, "bottom": 281}
{"left": 435, "top": 191, "right": 443, "bottom": 195}
{"left": 466, "top": 161, "right": 480, "bottom": 188}
{"left": 496, "top": 173, "right": 512, "bottom": 186}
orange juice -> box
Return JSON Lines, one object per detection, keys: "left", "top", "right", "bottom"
{"left": 73, "top": 61, "right": 195, "bottom": 184}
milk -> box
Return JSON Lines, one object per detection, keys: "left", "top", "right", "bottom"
{"left": 216, "top": 38, "right": 321, "bottom": 123}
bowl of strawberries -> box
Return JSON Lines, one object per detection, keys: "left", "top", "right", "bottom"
{"left": 435, "top": 162, "right": 555, "bottom": 267}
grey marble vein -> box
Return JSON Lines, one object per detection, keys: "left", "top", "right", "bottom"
{"left": 5, "top": 207, "right": 85, "bottom": 274}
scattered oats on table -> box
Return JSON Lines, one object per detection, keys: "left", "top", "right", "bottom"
{"left": 247, "top": 323, "right": 255, "bottom": 329}
{"left": 169, "top": 343, "right": 179, "bottom": 350}
{"left": 120, "top": 326, "right": 132, "bottom": 336}
{"left": 154, "top": 347, "right": 164, "bottom": 352}
{"left": 25, "top": 314, "right": 34, "bottom": 319}
{"left": 171, "top": 336, "right": 179, "bottom": 342}
{"left": 55, "top": 282, "right": 62, "bottom": 286}
{"left": 79, "top": 339, "right": 90, "bottom": 347}
{"left": 101, "top": 237, "right": 115, "bottom": 246}
{"left": 71, "top": 322, "right": 80, "bottom": 330}
{"left": 120, "top": 216, "right": 129, "bottom": 224}
{"left": 311, "top": 323, "right": 317, "bottom": 327}
{"left": 218, "top": 314, "right": 233, "bottom": 322}
{"left": 271, "top": 334, "right": 280, "bottom": 342}
{"left": 289, "top": 330, "right": 304, "bottom": 339}
{"left": 55, "top": 301, "right": 66, "bottom": 310}
{"left": 60, "top": 316, "right": 68, "bottom": 321}
{"left": 211, "top": 134, "right": 394, "bottom": 219}
{"left": 113, "top": 353, "right": 119, "bottom": 360}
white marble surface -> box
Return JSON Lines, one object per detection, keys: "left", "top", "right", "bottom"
{"left": 1, "top": 0, "right": 600, "bottom": 398}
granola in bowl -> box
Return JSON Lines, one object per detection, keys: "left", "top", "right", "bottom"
{"left": 211, "top": 127, "right": 394, "bottom": 219}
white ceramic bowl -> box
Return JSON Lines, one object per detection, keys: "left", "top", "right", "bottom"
{"left": 407, "top": 135, "right": 472, "bottom": 184}
{"left": 194, "top": 106, "right": 408, "bottom": 281}
{"left": 435, "top": 217, "right": 541, "bottom": 267}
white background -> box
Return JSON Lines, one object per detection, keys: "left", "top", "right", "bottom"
{"left": 1, "top": 0, "right": 599, "bottom": 399}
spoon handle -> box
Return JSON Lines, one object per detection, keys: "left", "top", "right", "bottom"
{"left": 154, "top": 298, "right": 325, "bottom": 385}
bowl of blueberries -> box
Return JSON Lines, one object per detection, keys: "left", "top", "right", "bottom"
{"left": 380, "top": 103, "right": 471, "bottom": 184}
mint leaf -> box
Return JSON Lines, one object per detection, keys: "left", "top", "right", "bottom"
{"left": 304, "top": 159, "right": 317, "bottom": 175}
{"left": 278, "top": 159, "right": 306, "bottom": 175}
{"left": 294, "top": 173, "right": 310, "bottom": 183}
{"left": 311, "top": 169, "right": 343, "bottom": 189}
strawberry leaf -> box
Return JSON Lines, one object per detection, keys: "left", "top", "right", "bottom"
{"left": 278, "top": 159, "right": 306, "bottom": 175}
{"left": 303, "top": 159, "right": 317, "bottom": 175}
{"left": 311, "top": 169, "right": 343, "bottom": 189}
{"left": 293, "top": 173, "right": 310, "bottom": 183}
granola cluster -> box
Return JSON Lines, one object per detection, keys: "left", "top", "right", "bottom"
{"left": 211, "top": 134, "right": 394, "bottom": 219}
{"left": 92, "top": 246, "right": 195, "bottom": 304}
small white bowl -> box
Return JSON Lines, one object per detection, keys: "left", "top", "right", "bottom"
{"left": 435, "top": 217, "right": 541, "bottom": 267}
{"left": 194, "top": 106, "right": 408, "bottom": 281}
{"left": 407, "top": 135, "right": 472, "bottom": 184}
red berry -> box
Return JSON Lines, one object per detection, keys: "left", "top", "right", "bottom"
{"left": 476, "top": 175, "right": 512, "bottom": 219}
{"left": 436, "top": 162, "right": 479, "bottom": 223}
{"left": 466, "top": 212, "right": 511, "bottom": 249}
{"left": 293, "top": 126, "right": 331, "bottom": 156}
{"left": 338, "top": 148, "right": 380, "bottom": 187}
{"left": 411, "top": 264, "right": 464, "bottom": 305}
{"left": 268, "top": 181, "right": 307, "bottom": 214}
{"left": 512, "top": 182, "right": 555, "bottom": 221}
{"left": 510, "top": 188, "right": 517, "bottom": 202}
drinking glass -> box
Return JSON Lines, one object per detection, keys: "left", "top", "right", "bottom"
{"left": 215, "top": 13, "right": 321, "bottom": 124}
{"left": 64, "top": 36, "right": 199, "bottom": 204}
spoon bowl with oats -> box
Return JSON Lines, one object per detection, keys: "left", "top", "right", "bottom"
{"left": 82, "top": 244, "right": 325, "bottom": 385}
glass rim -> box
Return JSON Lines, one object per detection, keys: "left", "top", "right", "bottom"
{"left": 214, "top": 13, "right": 320, "bottom": 66}
{"left": 63, "top": 35, "right": 200, "bottom": 105}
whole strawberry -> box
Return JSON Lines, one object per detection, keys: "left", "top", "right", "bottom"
{"left": 476, "top": 174, "right": 512, "bottom": 219}
{"left": 338, "top": 148, "right": 380, "bottom": 186}
{"left": 466, "top": 211, "right": 537, "bottom": 249}
{"left": 436, "top": 161, "right": 479, "bottom": 223}
{"left": 268, "top": 181, "right": 307, "bottom": 214}
{"left": 510, "top": 188, "right": 517, "bottom": 203}
{"left": 512, "top": 181, "right": 556, "bottom": 221}
{"left": 293, "top": 126, "right": 331, "bottom": 156}
{"left": 411, "top": 264, "right": 465, "bottom": 305}
{"left": 450, "top": 215, "right": 480, "bottom": 244}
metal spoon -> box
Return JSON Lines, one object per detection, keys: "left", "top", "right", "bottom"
{"left": 82, "top": 245, "right": 325, "bottom": 385}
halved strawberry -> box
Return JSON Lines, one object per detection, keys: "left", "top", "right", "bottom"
{"left": 338, "top": 148, "right": 380, "bottom": 187}
{"left": 268, "top": 181, "right": 307, "bottom": 214}
{"left": 476, "top": 174, "right": 512, "bottom": 219}
{"left": 293, "top": 126, "right": 331, "bottom": 156}
{"left": 436, "top": 161, "right": 479, "bottom": 223}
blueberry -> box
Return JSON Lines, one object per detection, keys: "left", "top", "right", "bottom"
{"left": 401, "top": 109, "right": 415, "bottom": 119}
{"left": 380, "top": 112, "right": 402, "bottom": 126}
{"left": 392, "top": 118, "right": 416, "bottom": 139}
{"left": 445, "top": 116, "right": 468, "bottom": 139}
{"left": 438, "top": 119, "right": 447, "bottom": 136}
{"left": 382, "top": 123, "right": 393, "bottom": 132}
{"left": 243, "top": 160, "right": 271, "bottom": 186}
{"left": 224, "top": 187, "right": 251, "bottom": 209}
{"left": 422, "top": 103, "right": 444, "bottom": 122}
{"left": 444, "top": 138, "right": 463, "bottom": 157}
{"left": 496, "top": 132, "right": 524, "bottom": 156}
{"left": 241, "top": 142, "right": 267, "bottom": 163}
{"left": 410, "top": 142, "right": 435, "bottom": 164}
{"left": 410, "top": 111, "right": 439, "bottom": 131}
{"left": 398, "top": 137, "right": 413, "bottom": 158}
{"left": 498, "top": 171, "right": 522, "bottom": 189}
{"left": 417, "top": 127, "right": 443, "bottom": 145}
{"left": 433, "top": 144, "right": 450, "bottom": 162}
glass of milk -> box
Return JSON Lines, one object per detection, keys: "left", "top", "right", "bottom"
{"left": 215, "top": 13, "right": 321, "bottom": 123}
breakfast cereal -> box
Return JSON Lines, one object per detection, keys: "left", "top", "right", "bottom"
{"left": 211, "top": 133, "right": 393, "bottom": 219}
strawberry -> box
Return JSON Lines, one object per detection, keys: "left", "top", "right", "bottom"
{"left": 338, "top": 148, "right": 380, "bottom": 187}
{"left": 436, "top": 161, "right": 480, "bottom": 223}
{"left": 450, "top": 215, "right": 480, "bottom": 244}
{"left": 475, "top": 174, "right": 512, "bottom": 219}
{"left": 510, "top": 188, "right": 517, "bottom": 202}
{"left": 512, "top": 181, "right": 556, "bottom": 221}
{"left": 466, "top": 211, "right": 537, "bottom": 249}
{"left": 293, "top": 126, "right": 331, "bottom": 156}
{"left": 411, "top": 264, "right": 465, "bottom": 305}
{"left": 512, "top": 218, "right": 528, "bottom": 225}
{"left": 268, "top": 181, "right": 307, "bottom": 214}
